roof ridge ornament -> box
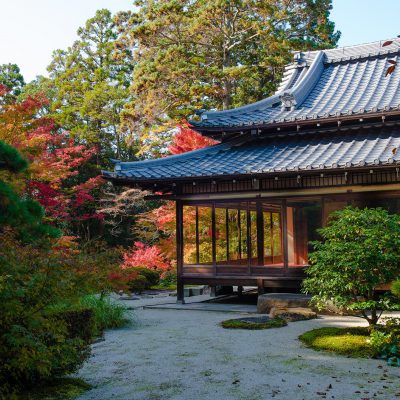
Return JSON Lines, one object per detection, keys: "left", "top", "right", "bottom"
{"left": 280, "top": 91, "right": 297, "bottom": 111}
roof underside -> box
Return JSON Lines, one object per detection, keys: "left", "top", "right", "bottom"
{"left": 103, "top": 125, "right": 400, "bottom": 182}
{"left": 190, "top": 40, "right": 400, "bottom": 131}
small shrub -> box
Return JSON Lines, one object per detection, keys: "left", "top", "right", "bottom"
{"left": 303, "top": 207, "right": 400, "bottom": 326}
{"left": 50, "top": 307, "right": 95, "bottom": 343}
{"left": 159, "top": 269, "right": 177, "bottom": 288}
{"left": 221, "top": 318, "right": 287, "bottom": 330}
{"left": 80, "top": 295, "right": 128, "bottom": 333}
{"left": 299, "top": 327, "right": 373, "bottom": 358}
{"left": 133, "top": 267, "right": 160, "bottom": 287}
{"left": 371, "top": 318, "right": 400, "bottom": 366}
{"left": 128, "top": 274, "right": 148, "bottom": 294}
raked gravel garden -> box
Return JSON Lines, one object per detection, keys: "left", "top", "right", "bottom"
{"left": 75, "top": 294, "right": 400, "bottom": 400}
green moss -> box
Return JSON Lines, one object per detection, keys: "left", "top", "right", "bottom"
{"left": 221, "top": 318, "right": 287, "bottom": 330}
{"left": 299, "top": 327, "right": 374, "bottom": 358}
{"left": 19, "top": 378, "right": 91, "bottom": 400}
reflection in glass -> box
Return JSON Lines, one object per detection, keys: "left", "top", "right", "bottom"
{"left": 287, "top": 200, "right": 322, "bottom": 267}
{"left": 183, "top": 206, "right": 197, "bottom": 264}
{"left": 215, "top": 207, "right": 227, "bottom": 262}
{"left": 198, "top": 206, "right": 213, "bottom": 264}
{"left": 263, "top": 207, "right": 283, "bottom": 266}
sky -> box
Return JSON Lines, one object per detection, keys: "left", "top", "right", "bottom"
{"left": 0, "top": 0, "right": 400, "bottom": 82}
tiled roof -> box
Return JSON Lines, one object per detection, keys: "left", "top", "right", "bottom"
{"left": 190, "top": 39, "right": 400, "bottom": 130}
{"left": 103, "top": 125, "right": 400, "bottom": 182}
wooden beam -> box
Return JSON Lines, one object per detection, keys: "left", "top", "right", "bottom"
{"left": 281, "top": 199, "right": 289, "bottom": 275}
{"left": 176, "top": 200, "right": 185, "bottom": 304}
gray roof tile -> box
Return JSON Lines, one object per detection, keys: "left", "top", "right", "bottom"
{"left": 103, "top": 126, "right": 400, "bottom": 181}
{"left": 191, "top": 40, "right": 400, "bottom": 130}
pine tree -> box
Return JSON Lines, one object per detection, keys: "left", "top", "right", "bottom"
{"left": 117, "top": 0, "right": 340, "bottom": 151}
{"left": 47, "top": 9, "right": 135, "bottom": 165}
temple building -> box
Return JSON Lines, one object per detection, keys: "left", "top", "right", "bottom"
{"left": 103, "top": 40, "right": 400, "bottom": 302}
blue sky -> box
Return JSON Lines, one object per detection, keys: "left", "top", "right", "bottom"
{"left": 0, "top": 0, "right": 399, "bottom": 82}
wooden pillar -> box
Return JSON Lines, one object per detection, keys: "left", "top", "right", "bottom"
{"left": 176, "top": 200, "right": 185, "bottom": 304}
{"left": 238, "top": 285, "right": 243, "bottom": 298}
{"left": 256, "top": 200, "right": 264, "bottom": 266}
{"left": 281, "top": 199, "right": 289, "bottom": 275}
{"left": 257, "top": 278, "right": 265, "bottom": 295}
{"left": 212, "top": 203, "right": 216, "bottom": 275}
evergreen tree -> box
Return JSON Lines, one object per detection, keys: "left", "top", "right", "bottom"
{"left": 47, "top": 9, "right": 135, "bottom": 165}
{"left": 0, "top": 63, "right": 25, "bottom": 104}
{"left": 117, "top": 0, "right": 340, "bottom": 153}
{"left": 0, "top": 141, "right": 60, "bottom": 242}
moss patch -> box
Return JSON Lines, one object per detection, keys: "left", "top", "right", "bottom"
{"left": 299, "top": 327, "right": 374, "bottom": 358}
{"left": 221, "top": 317, "right": 287, "bottom": 330}
{"left": 19, "top": 378, "right": 91, "bottom": 400}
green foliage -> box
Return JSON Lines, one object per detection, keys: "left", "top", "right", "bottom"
{"left": 50, "top": 307, "right": 96, "bottom": 344}
{"left": 118, "top": 0, "right": 340, "bottom": 154}
{"left": 79, "top": 295, "right": 129, "bottom": 333}
{"left": 123, "top": 267, "right": 161, "bottom": 293}
{"left": 18, "top": 377, "right": 91, "bottom": 400}
{"left": 303, "top": 207, "right": 400, "bottom": 325}
{"left": 392, "top": 280, "right": 400, "bottom": 298}
{"left": 47, "top": 9, "right": 135, "bottom": 165}
{"left": 0, "top": 140, "right": 61, "bottom": 242}
{"left": 0, "top": 233, "right": 98, "bottom": 396}
{"left": 128, "top": 274, "right": 148, "bottom": 294}
{"left": 220, "top": 318, "right": 287, "bottom": 330}
{"left": 370, "top": 318, "right": 400, "bottom": 367}
{"left": 133, "top": 267, "right": 160, "bottom": 287}
{"left": 158, "top": 269, "right": 177, "bottom": 289}
{"left": 0, "top": 63, "right": 25, "bottom": 104}
{"left": 299, "top": 327, "right": 373, "bottom": 358}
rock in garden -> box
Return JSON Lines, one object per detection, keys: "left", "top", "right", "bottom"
{"left": 270, "top": 307, "right": 317, "bottom": 321}
{"left": 257, "top": 293, "right": 311, "bottom": 314}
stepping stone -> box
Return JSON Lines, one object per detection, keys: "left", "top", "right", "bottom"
{"left": 257, "top": 293, "right": 311, "bottom": 314}
{"left": 270, "top": 307, "right": 317, "bottom": 321}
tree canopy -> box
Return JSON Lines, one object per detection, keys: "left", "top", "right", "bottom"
{"left": 117, "top": 0, "right": 340, "bottom": 153}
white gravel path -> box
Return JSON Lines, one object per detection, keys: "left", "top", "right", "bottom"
{"left": 76, "top": 298, "right": 400, "bottom": 400}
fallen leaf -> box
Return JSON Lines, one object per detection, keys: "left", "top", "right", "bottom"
{"left": 383, "top": 40, "right": 394, "bottom": 47}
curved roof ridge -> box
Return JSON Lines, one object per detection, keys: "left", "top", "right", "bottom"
{"left": 200, "top": 51, "right": 324, "bottom": 121}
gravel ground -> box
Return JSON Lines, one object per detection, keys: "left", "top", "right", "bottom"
{"left": 76, "top": 297, "right": 400, "bottom": 400}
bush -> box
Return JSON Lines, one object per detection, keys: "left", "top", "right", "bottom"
{"left": 159, "top": 269, "right": 177, "bottom": 288}
{"left": 124, "top": 267, "right": 160, "bottom": 293}
{"left": 50, "top": 307, "right": 95, "bottom": 343}
{"left": 303, "top": 207, "right": 400, "bottom": 325}
{"left": 0, "top": 233, "right": 96, "bottom": 396}
{"left": 80, "top": 295, "right": 128, "bottom": 333}
{"left": 371, "top": 318, "right": 400, "bottom": 366}
{"left": 133, "top": 267, "right": 160, "bottom": 287}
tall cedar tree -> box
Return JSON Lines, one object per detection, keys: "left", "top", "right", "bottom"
{"left": 47, "top": 9, "right": 135, "bottom": 166}
{"left": 117, "top": 0, "right": 340, "bottom": 154}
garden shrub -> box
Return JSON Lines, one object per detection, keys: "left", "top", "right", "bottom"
{"left": 79, "top": 295, "right": 128, "bottom": 333}
{"left": 50, "top": 307, "right": 95, "bottom": 343}
{"left": 133, "top": 267, "right": 160, "bottom": 287}
{"left": 303, "top": 207, "right": 400, "bottom": 325}
{"left": 0, "top": 233, "right": 98, "bottom": 396}
{"left": 370, "top": 318, "right": 400, "bottom": 366}
{"left": 128, "top": 274, "right": 148, "bottom": 293}
{"left": 159, "top": 269, "right": 177, "bottom": 288}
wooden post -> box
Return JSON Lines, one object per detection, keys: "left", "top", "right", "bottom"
{"left": 257, "top": 200, "right": 264, "bottom": 266}
{"left": 282, "top": 199, "right": 289, "bottom": 274}
{"left": 238, "top": 285, "right": 243, "bottom": 298}
{"left": 257, "top": 278, "right": 265, "bottom": 295}
{"left": 176, "top": 200, "right": 185, "bottom": 304}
